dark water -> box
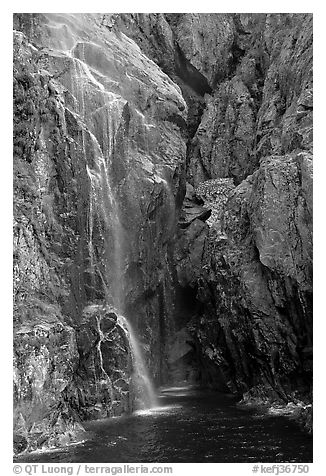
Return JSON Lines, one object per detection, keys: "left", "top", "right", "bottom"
{"left": 19, "top": 386, "right": 312, "bottom": 463}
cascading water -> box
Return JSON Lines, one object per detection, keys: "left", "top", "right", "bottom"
{"left": 66, "top": 39, "right": 157, "bottom": 410}
{"left": 117, "top": 315, "right": 158, "bottom": 409}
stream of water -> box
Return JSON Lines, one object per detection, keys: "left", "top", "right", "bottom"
{"left": 18, "top": 386, "right": 312, "bottom": 463}
{"left": 67, "top": 43, "right": 158, "bottom": 412}
{"left": 117, "top": 315, "right": 158, "bottom": 409}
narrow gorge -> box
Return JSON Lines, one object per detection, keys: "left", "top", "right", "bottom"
{"left": 13, "top": 13, "right": 313, "bottom": 460}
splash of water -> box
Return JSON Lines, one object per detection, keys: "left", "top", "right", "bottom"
{"left": 95, "top": 316, "right": 114, "bottom": 400}
{"left": 117, "top": 315, "right": 158, "bottom": 409}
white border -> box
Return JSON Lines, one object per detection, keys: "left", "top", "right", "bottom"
{"left": 3, "top": 3, "right": 324, "bottom": 474}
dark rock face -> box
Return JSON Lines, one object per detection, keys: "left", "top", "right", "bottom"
{"left": 187, "top": 14, "right": 312, "bottom": 186}
{"left": 193, "top": 152, "right": 312, "bottom": 399}
{"left": 207, "top": 15, "right": 312, "bottom": 402}
{"left": 189, "top": 78, "right": 257, "bottom": 185}
{"left": 72, "top": 305, "right": 134, "bottom": 420}
{"left": 145, "top": 13, "right": 312, "bottom": 401}
{"left": 114, "top": 14, "right": 234, "bottom": 137}
{"left": 13, "top": 13, "right": 312, "bottom": 452}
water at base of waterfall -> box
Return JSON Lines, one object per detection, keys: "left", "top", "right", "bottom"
{"left": 17, "top": 386, "right": 312, "bottom": 463}
{"left": 117, "top": 314, "right": 158, "bottom": 409}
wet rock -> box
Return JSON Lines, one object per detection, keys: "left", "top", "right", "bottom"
{"left": 240, "top": 395, "right": 313, "bottom": 434}
{"left": 296, "top": 405, "right": 313, "bottom": 434}
{"left": 13, "top": 317, "right": 85, "bottom": 453}
{"left": 13, "top": 12, "right": 187, "bottom": 395}
{"left": 13, "top": 434, "right": 28, "bottom": 454}
{"left": 73, "top": 305, "right": 133, "bottom": 419}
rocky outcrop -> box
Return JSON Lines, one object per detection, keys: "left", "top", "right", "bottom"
{"left": 192, "top": 152, "right": 312, "bottom": 399}
{"left": 187, "top": 14, "right": 312, "bottom": 186}
{"left": 178, "top": 182, "right": 211, "bottom": 228}
{"left": 114, "top": 14, "right": 235, "bottom": 136}
{"left": 13, "top": 317, "right": 84, "bottom": 452}
{"left": 188, "top": 78, "right": 257, "bottom": 185}
{"left": 13, "top": 304, "right": 136, "bottom": 452}
{"left": 71, "top": 305, "right": 134, "bottom": 420}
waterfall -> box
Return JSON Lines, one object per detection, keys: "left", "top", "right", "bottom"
{"left": 118, "top": 315, "right": 158, "bottom": 409}
{"left": 66, "top": 42, "right": 157, "bottom": 410}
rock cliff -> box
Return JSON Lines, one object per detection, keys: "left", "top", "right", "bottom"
{"left": 13, "top": 13, "right": 313, "bottom": 452}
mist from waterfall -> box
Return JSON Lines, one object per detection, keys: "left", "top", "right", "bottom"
{"left": 118, "top": 315, "right": 158, "bottom": 409}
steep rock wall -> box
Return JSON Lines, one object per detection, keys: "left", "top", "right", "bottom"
{"left": 119, "top": 13, "right": 312, "bottom": 400}
{"left": 13, "top": 13, "right": 187, "bottom": 452}
{"left": 171, "top": 14, "right": 313, "bottom": 401}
